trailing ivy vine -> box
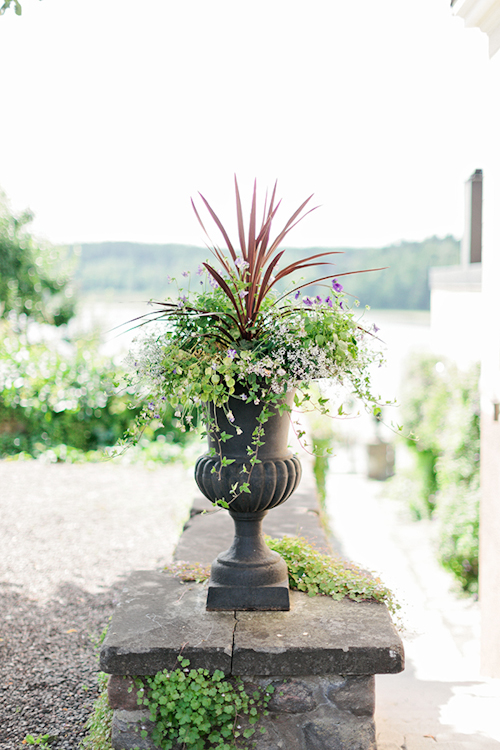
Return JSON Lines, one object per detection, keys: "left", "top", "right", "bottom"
{"left": 266, "top": 535, "right": 399, "bottom": 617}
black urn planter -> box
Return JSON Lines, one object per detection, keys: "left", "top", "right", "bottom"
{"left": 195, "top": 390, "right": 301, "bottom": 611}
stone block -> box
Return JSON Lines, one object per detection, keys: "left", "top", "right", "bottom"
{"left": 232, "top": 593, "right": 404, "bottom": 676}
{"left": 232, "top": 674, "right": 376, "bottom": 750}
{"left": 107, "top": 675, "right": 141, "bottom": 711}
{"left": 111, "top": 709, "right": 159, "bottom": 750}
{"left": 267, "top": 678, "right": 317, "bottom": 713}
{"left": 327, "top": 675, "right": 375, "bottom": 716}
{"left": 302, "top": 716, "right": 376, "bottom": 749}
{"left": 99, "top": 571, "right": 234, "bottom": 675}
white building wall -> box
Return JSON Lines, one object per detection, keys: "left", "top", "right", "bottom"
{"left": 478, "top": 49, "right": 500, "bottom": 676}
{"left": 430, "top": 287, "right": 483, "bottom": 367}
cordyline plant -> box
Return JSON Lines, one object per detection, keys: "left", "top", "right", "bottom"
{"left": 123, "top": 178, "right": 388, "bottom": 497}
{"left": 137, "top": 177, "right": 381, "bottom": 345}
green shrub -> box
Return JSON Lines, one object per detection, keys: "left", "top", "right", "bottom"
{"left": 0, "top": 321, "right": 188, "bottom": 458}
{"left": 437, "top": 480, "right": 479, "bottom": 593}
{"left": 400, "top": 353, "right": 480, "bottom": 592}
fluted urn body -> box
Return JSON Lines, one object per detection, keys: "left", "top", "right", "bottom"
{"left": 195, "top": 390, "right": 301, "bottom": 611}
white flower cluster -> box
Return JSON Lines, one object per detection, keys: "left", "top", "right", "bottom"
{"left": 125, "top": 334, "right": 167, "bottom": 389}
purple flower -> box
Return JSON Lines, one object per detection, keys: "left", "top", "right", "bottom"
{"left": 173, "top": 367, "right": 177, "bottom": 375}
{"left": 239, "top": 290, "right": 248, "bottom": 299}
{"left": 315, "top": 295, "right": 323, "bottom": 304}
{"left": 373, "top": 324, "right": 380, "bottom": 333}
{"left": 227, "top": 411, "right": 235, "bottom": 423}
{"left": 240, "top": 394, "right": 247, "bottom": 401}
{"left": 227, "top": 349, "right": 237, "bottom": 360}
{"left": 182, "top": 271, "right": 190, "bottom": 278}
{"left": 332, "top": 279, "right": 343, "bottom": 293}
{"left": 294, "top": 290, "right": 301, "bottom": 300}
{"left": 302, "top": 296, "right": 313, "bottom": 307}
{"left": 325, "top": 296, "right": 333, "bottom": 308}
{"left": 196, "top": 265, "right": 205, "bottom": 275}
{"left": 208, "top": 274, "right": 219, "bottom": 289}
{"left": 148, "top": 402, "right": 155, "bottom": 411}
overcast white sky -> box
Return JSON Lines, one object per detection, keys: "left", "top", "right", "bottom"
{"left": 0, "top": 0, "right": 493, "bottom": 249}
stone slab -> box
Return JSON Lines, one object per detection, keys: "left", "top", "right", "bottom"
{"left": 100, "top": 571, "right": 404, "bottom": 678}
{"left": 233, "top": 591, "right": 403, "bottom": 675}
{"left": 99, "top": 571, "right": 235, "bottom": 675}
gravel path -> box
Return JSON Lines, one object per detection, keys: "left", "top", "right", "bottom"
{"left": 0, "top": 459, "right": 197, "bottom": 749}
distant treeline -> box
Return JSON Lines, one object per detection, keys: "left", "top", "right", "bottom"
{"left": 72, "top": 236, "right": 460, "bottom": 310}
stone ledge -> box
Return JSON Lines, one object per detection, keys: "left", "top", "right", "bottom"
{"left": 100, "top": 570, "right": 404, "bottom": 677}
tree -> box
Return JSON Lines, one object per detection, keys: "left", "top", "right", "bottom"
{"left": 0, "top": 189, "right": 75, "bottom": 325}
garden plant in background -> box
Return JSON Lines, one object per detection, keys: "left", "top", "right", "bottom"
{"left": 0, "top": 187, "right": 190, "bottom": 462}
{"left": 399, "top": 352, "right": 480, "bottom": 593}
{"left": 0, "top": 321, "right": 191, "bottom": 461}
{"left": 0, "top": 190, "right": 75, "bottom": 326}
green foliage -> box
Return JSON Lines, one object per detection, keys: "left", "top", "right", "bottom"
{"left": 74, "top": 236, "right": 460, "bottom": 311}
{"left": 21, "top": 735, "right": 56, "bottom": 747}
{"left": 0, "top": 321, "right": 188, "bottom": 458}
{"left": 79, "top": 672, "right": 113, "bottom": 750}
{"left": 400, "top": 353, "right": 480, "bottom": 592}
{"left": 312, "top": 437, "right": 331, "bottom": 505}
{"left": 134, "top": 656, "right": 274, "bottom": 750}
{"left": 127, "top": 276, "right": 383, "bottom": 436}
{"left": 307, "top": 406, "right": 336, "bottom": 507}
{"left": 438, "top": 481, "right": 479, "bottom": 592}
{"left": 0, "top": 191, "right": 75, "bottom": 325}
{"left": 266, "top": 535, "right": 399, "bottom": 616}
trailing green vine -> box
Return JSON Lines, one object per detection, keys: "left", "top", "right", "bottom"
{"left": 165, "top": 535, "right": 399, "bottom": 618}
{"left": 266, "top": 536, "right": 400, "bottom": 618}
{"left": 133, "top": 656, "right": 274, "bottom": 750}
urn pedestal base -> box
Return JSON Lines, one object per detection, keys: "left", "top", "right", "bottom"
{"left": 206, "top": 582, "right": 290, "bottom": 611}
{"left": 206, "top": 510, "right": 290, "bottom": 611}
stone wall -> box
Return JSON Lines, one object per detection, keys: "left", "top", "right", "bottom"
{"left": 108, "top": 673, "right": 376, "bottom": 750}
